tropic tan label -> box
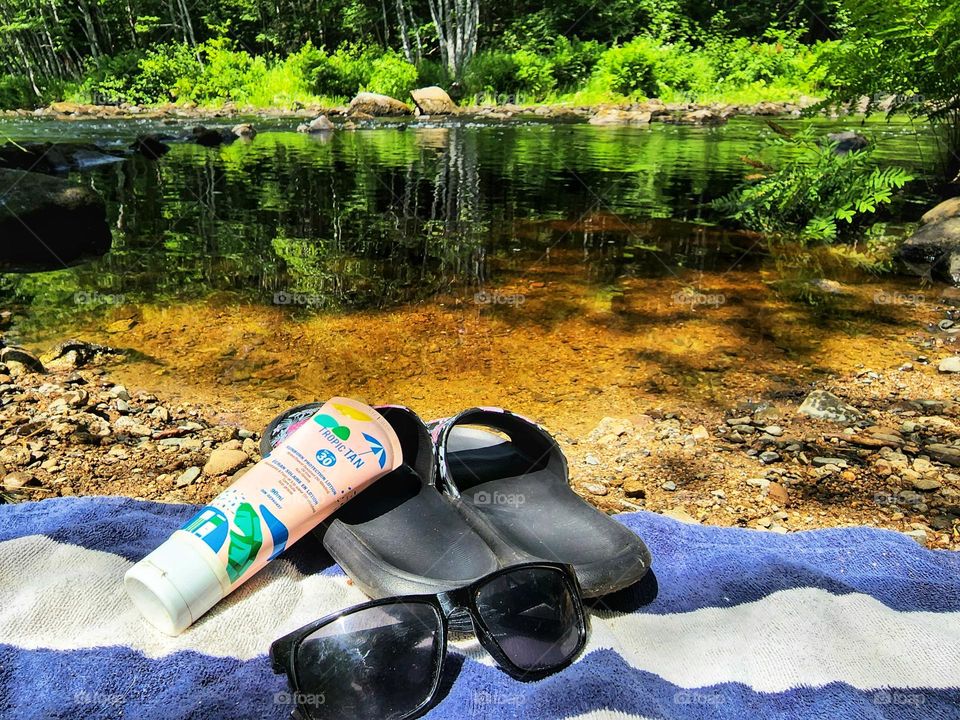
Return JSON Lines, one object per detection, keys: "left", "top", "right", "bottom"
{"left": 175, "top": 398, "right": 402, "bottom": 586}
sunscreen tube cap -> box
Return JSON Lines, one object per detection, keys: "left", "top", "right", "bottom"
{"left": 124, "top": 534, "right": 225, "bottom": 636}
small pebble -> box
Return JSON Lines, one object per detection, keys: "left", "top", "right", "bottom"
{"left": 176, "top": 466, "right": 202, "bottom": 488}
{"left": 938, "top": 357, "right": 960, "bottom": 373}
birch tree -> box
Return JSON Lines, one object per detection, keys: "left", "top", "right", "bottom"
{"left": 424, "top": 0, "right": 479, "bottom": 79}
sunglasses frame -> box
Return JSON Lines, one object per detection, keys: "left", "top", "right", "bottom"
{"left": 271, "top": 561, "right": 588, "bottom": 720}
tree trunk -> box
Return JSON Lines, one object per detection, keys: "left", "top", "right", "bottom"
{"left": 425, "top": 0, "right": 479, "bottom": 79}
{"left": 77, "top": 0, "right": 103, "bottom": 59}
{"left": 395, "top": 0, "right": 413, "bottom": 63}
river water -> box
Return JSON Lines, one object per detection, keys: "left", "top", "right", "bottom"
{"left": 0, "top": 115, "right": 944, "bottom": 430}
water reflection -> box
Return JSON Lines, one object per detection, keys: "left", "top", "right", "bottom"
{"left": 0, "top": 116, "right": 940, "bottom": 335}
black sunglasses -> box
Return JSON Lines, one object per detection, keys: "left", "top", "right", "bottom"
{"left": 270, "top": 561, "right": 588, "bottom": 720}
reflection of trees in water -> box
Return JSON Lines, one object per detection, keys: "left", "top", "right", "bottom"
{"left": 425, "top": 127, "right": 487, "bottom": 285}
{"left": 58, "top": 127, "right": 492, "bottom": 313}
{"left": 1, "top": 122, "right": 798, "bottom": 323}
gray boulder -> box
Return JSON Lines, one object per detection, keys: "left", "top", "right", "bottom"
{"left": 898, "top": 217, "right": 960, "bottom": 285}
{"left": 826, "top": 131, "right": 869, "bottom": 154}
{"left": 0, "top": 169, "right": 111, "bottom": 270}
{"left": 798, "top": 390, "right": 864, "bottom": 423}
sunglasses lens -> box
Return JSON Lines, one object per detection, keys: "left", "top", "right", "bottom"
{"left": 295, "top": 601, "right": 444, "bottom": 720}
{"left": 474, "top": 566, "right": 583, "bottom": 672}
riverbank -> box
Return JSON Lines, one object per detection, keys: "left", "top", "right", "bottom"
{"left": 0, "top": 94, "right": 832, "bottom": 125}
{"left": 2, "top": 274, "right": 959, "bottom": 551}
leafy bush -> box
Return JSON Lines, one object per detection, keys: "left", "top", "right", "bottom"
{"left": 365, "top": 51, "right": 418, "bottom": 98}
{"left": 132, "top": 42, "right": 201, "bottom": 103}
{"left": 712, "top": 124, "right": 914, "bottom": 242}
{"left": 821, "top": 0, "right": 960, "bottom": 181}
{"left": 651, "top": 43, "right": 716, "bottom": 96}
{"left": 548, "top": 37, "right": 603, "bottom": 90}
{"left": 704, "top": 28, "right": 827, "bottom": 91}
{"left": 415, "top": 59, "right": 449, "bottom": 89}
{"left": 593, "top": 38, "right": 660, "bottom": 97}
{"left": 190, "top": 39, "right": 266, "bottom": 103}
{"left": 301, "top": 43, "right": 378, "bottom": 98}
{"left": 512, "top": 49, "right": 555, "bottom": 98}
{"left": 0, "top": 75, "right": 35, "bottom": 109}
{"left": 464, "top": 51, "right": 519, "bottom": 96}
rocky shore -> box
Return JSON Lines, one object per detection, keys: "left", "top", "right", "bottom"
{"left": 2, "top": 319, "right": 959, "bottom": 551}
{"left": 0, "top": 92, "right": 827, "bottom": 126}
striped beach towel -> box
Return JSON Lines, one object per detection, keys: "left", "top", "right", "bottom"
{"left": 1, "top": 497, "right": 958, "bottom": 719}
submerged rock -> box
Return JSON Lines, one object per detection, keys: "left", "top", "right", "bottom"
{"left": 348, "top": 92, "right": 412, "bottom": 117}
{"left": 0, "top": 169, "right": 111, "bottom": 271}
{"left": 44, "top": 340, "right": 118, "bottom": 370}
{"left": 232, "top": 123, "right": 257, "bottom": 139}
{"left": 131, "top": 135, "right": 170, "bottom": 159}
{"left": 0, "top": 142, "right": 122, "bottom": 174}
{"left": 410, "top": 86, "right": 458, "bottom": 116}
{"left": 826, "top": 131, "right": 869, "bottom": 154}
{"left": 938, "top": 356, "right": 960, "bottom": 373}
{"left": 191, "top": 126, "right": 234, "bottom": 147}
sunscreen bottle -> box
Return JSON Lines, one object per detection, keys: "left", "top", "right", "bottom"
{"left": 125, "top": 397, "right": 402, "bottom": 635}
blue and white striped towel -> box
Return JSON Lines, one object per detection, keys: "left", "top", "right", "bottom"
{"left": 1, "top": 497, "right": 959, "bottom": 719}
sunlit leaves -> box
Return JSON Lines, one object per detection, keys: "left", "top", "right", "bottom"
{"left": 713, "top": 126, "right": 915, "bottom": 243}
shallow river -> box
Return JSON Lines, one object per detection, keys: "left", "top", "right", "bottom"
{"left": 0, "top": 114, "right": 944, "bottom": 431}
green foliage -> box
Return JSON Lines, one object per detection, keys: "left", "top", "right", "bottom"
{"left": 593, "top": 38, "right": 660, "bottom": 97}
{"left": 821, "top": 0, "right": 960, "bottom": 179}
{"left": 365, "top": 51, "right": 418, "bottom": 98}
{"left": 548, "top": 37, "right": 603, "bottom": 90}
{"left": 134, "top": 43, "right": 201, "bottom": 102}
{"left": 300, "top": 43, "right": 376, "bottom": 98}
{"left": 415, "top": 59, "right": 449, "bottom": 89}
{"left": 512, "top": 50, "right": 555, "bottom": 99}
{"left": 713, "top": 126, "right": 914, "bottom": 242}
{"left": 464, "top": 51, "right": 518, "bottom": 96}
{"left": 649, "top": 42, "right": 716, "bottom": 96}
{"left": 190, "top": 39, "right": 267, "bottom": 103}
{"left": 0, "top": 75, "right": 33, "bottom": 109}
